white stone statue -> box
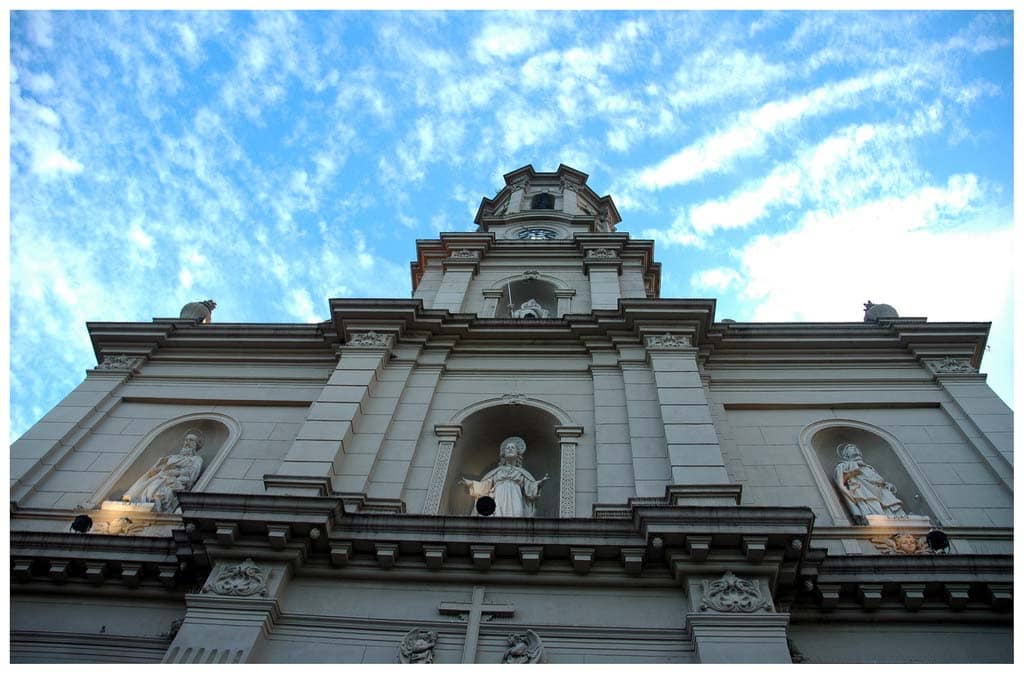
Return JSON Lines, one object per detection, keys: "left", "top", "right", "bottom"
{"left": 511, "top": 298, "right": 549, "bottom": 319}
{"left": 833, "top": 442, "right": 906, "bottom": 523}
{"left": 459, "top": 436, "right": 548, "bottom": 518}
{"left": 123, "top": 429, "right": 204, "bottom": 513}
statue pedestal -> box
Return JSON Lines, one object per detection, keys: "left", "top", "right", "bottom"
{"left": 865, "top": 514, "right": 931, "bottom": 531}
{"left": 100, "top": 500, "right": 157, "bottom": 513}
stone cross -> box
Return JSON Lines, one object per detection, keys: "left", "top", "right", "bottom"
{"left": 438, "top": 586, "right": 515, "bottom": 663}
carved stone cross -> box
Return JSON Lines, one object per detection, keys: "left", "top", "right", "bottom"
{"left": 438, "top": 586, "right": 515, "bottom": 663}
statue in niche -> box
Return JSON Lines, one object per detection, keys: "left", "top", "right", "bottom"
{"left": 833, "top": 442, "right": 907, "bottom": 524}
{"left": 459, "top": 436, "right": 548, "bottom": 518}
{"left": 511, "top": 298, "right": 549, "bottom": 319}
{"left": 123, "top": 428, "right": 204, "bottom": 513}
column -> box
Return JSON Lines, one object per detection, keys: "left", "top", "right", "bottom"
{"left": 644, "top": 333, "right": 730, "bottom": 486}
{"left": 266, "top": 332, "right": 393, "bottom": 496}
{"left": 164, "top": 558, "right": 290, "bottom": 664}
{"left": 555, "top": 425, "right": 583, "bottom": 517}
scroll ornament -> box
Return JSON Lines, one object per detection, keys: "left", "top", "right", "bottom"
{"left": 700, "top": 571, "right": 773, "bottom": 613}
{"left": 202, "top": 558, "right": 268, "bottom": 597}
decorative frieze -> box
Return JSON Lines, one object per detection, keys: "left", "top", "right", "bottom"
{"left": 700, "top": 571, "right": 773, "bottom": 613}
{"left": 930, "top": 357, "right": 977, "bottom": 374}
{"left": 448, "top": 248, "right": 480, "bottom": 260}
{"left": 94, "top": 354, "right": 142, "bottom": 372}
{"left": 645, "top": 333, "right": 691, "bottom": 349}
{"left": 585, "top": 247, "right": 618, "bottom": 259}
{"left": 346, "top": 331, "right": 392, "bottom": 348}
{"left": 201, "top": 558, "right": 268, "bottom": 597}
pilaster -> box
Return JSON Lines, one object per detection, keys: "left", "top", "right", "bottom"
{"left": 268, "top": 332, "right": 394, "bottom": 495}
{"left": 555, "top": 425, "right": 583, "bottom": 517}
{"left": 11, "top": 356, "right": 143, "bottom": 503}
{"left": 163, "top": 558, "right": 290, "bottom": 664}
{"left": 643, "top": 333, "right": 729, "bottom": 485}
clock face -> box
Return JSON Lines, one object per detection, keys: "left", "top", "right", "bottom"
{"left": 516, "top": 227, "right": 558, "bottom": 240}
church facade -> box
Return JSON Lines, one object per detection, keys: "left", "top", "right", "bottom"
{"left": 10, "top": 165, "right": 1013, "bottom": 663}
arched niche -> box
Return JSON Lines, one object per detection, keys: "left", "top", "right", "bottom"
{"left": 88, "top": 413, "right": 239, "bottom": 511}
{"left": 423, "top": 397, "right": 581, "bottom": 518}
{"left": 799, "top": 419, "right": 952, "bottom": 526}
{"left": 486, "top": 272, "right": 574, "bottom": 318}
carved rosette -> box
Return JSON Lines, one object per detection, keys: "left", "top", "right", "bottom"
{"left": 94, "top": 355, "right": 142, "bottom": 373}
{"left": 585, "top": 248, "right": 618, "bottom": 259}
{"left": 346, "top": 331, "right": 392, "bottom": 348}
{"left": 202, "top": 558, "right": 268, "bottom": 597}
{"left": 645, "top": 333, "right": 691, "bottom": 349}
{"left": 700, "top": 571, "right": 773, "bottom": 613}
{"left": 399, "top": 628, "right": 438, "bottom": 664}
{"left": 502, "top": 629, "right": 544, "bottom": 664}
{"left": 871, "top": 533, "right": 934, "bottom": 555}
{"left": 930, "top": 357, "right": 977, "bottom": 374}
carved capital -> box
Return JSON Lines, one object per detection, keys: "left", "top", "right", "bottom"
{"left": 94, "top": 354, "right": 143, "bottom": 373}
{"left": 202, "top": 558, "right": 268, "bottom": 597}
{"left": 345, "top": 331, "right": 393, "bottom": 349}
{"left": 930, "top": 357, "right": 977, "bottom": 374}
{"left": 645, "top": 333, "right": 692, "bottom": 349}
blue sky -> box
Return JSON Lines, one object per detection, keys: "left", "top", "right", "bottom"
{"left": 8, "top": 10, "right": 1015, "bottom": 442}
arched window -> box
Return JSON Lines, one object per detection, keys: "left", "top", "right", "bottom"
{"left": 530, "top": 193, "right": 555, "bottom": 209}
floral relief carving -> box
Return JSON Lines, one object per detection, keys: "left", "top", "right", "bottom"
{"left": 586, "top": 248, "right": 618, "bottom": 259}
{"left": 931, "top": 357, "right": 976, "bottom": 374}
{"left": 202, "top": 558, "right": 268, "bottom": 597}
{"left": 347, "top": 331, "right": 391, "bottom": 348}
{"left": 95, "top": 355, "right": 142, "bottom": 372}
{"left": 449, "top": 249, "right": 480, "bottom": 260}
{"left": 645, "top": 333, "right": 691, "bottom": 349}
{"left": 399, "top": 628, "right": 438, "bottom": 664}
{"left": 700, "top": 571, "right": 773, "bottom": 613}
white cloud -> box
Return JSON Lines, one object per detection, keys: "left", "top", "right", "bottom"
{"left": 26, "top": 11, "right": 54, "bottom": 48}
{"left": 472, "top": 23, "right": 545, "bottom": 62}
{"left": 128, "top": 220, "right": 154, "bottom": 249}
{"left": 628, "top": 67, "right": 907, "bottom": 192}
{"left": 289, "top": 287, "right": 319, "bottom": 323}
{"left": 179, "top": 268, "right": 194, "bottom": 289}
{"left": 691, "top": 267, "right": 743, "bottom": 292}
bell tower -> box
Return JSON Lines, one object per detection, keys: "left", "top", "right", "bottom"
{"left": 411, "top": 164, "right": 661, "bottom": 316}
